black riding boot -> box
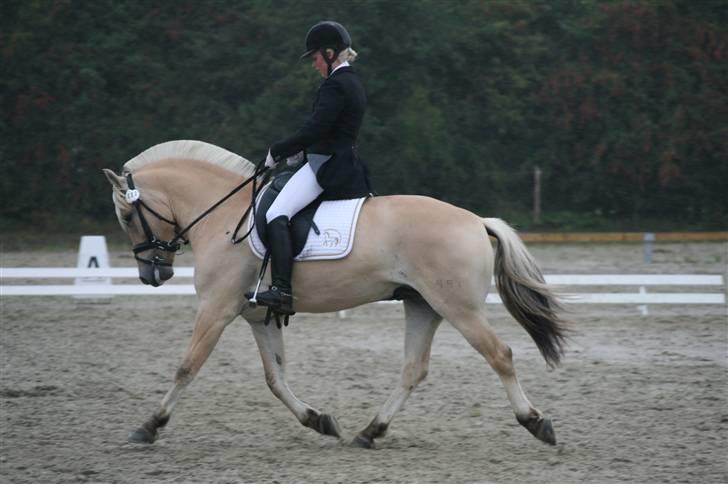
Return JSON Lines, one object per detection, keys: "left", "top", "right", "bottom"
{"left": 251, "top": 215, "right": 294, "bottom": 315}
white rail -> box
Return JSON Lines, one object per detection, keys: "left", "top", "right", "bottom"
{"left": 1, "top": 267, "right": 724, "bottom": 304}
{"left": 1, "top": 267, "right": 194, "bottom": 278}
{"left": 1, "top": 268, "right": 722, "bottom": 285}
{"left": 1, "top": 285, "right": 196, "bottom": 296}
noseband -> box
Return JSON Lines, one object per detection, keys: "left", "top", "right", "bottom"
{"left": 123, "top": 163, "right": 269, "bottom": 268}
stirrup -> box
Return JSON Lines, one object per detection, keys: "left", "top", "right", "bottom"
{"left": 255, "top": 286, "right": 294, "bottom": 315}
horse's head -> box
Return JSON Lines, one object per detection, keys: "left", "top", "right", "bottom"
{"left": 103, "top": 168, "right": 180, "bottom": 286}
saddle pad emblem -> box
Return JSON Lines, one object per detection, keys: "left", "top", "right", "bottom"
{"left": 322, "top": 229, "right": 341, "bottom": 248}
{"left": 249, "top": 197, "right": 366, "bottom": 261}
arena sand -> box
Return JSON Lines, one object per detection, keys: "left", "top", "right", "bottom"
{"left": 1, "top": 242, "right": 726, "bottom": 483}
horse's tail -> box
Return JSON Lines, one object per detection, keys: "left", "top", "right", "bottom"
{"left": 482, "top": 217, "right": 568, "bottom": 367}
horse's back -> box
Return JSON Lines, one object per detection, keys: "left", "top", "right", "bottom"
{"left": 359, "top": 194, "right": 487, "bottom": 245}
{"left": 356, "top": 194, "right": 493, "bottom": 276}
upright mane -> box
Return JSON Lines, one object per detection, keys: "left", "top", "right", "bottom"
{"left": 123, "top": 140, "right": 257, "bottom": 178}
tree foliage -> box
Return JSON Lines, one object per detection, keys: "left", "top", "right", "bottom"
{"left": 2, "top": 0, "right": 726, "bottom": 231}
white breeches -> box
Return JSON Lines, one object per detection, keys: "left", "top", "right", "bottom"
{"left": 266, "top": 163, "right": 324, "bottom": 223}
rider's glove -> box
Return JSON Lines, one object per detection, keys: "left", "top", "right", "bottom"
{"left": 264, "top": 149, "right": 278, "bottom": 169}
{"left": 286, "top": 151, "right": 304, "bottom": 167}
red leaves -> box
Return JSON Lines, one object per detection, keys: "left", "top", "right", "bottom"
{"left": 12, "top": 93, "right": 55, "bottom": 126}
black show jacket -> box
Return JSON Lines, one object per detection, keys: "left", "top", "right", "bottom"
{"left": 270, "top": 66, "right": 371, "bottom": 200}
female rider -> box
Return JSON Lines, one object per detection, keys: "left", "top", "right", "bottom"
{"left": 250, "top": 21, "right": 371, "bottom": 315}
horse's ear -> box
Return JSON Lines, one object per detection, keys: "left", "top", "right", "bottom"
{"left": 102, "top": 169, "right": 126, "bottom": 190}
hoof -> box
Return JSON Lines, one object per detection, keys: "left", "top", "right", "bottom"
{"left": 305, "top": 410, "right": 342, "bottom": 438}
{"left": 517, "top": 412, "right": 557, "bottom": 446}
{"left": 318, "top": 414, "right": 342, "bottom": 438}
{"left": 128, "top": 427, "right": 156, "bottom": 444}
{"left": 350, "top": 434, "right": 375, "bottom": 449}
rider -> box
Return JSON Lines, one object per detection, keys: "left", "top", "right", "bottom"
{"left": 249, "top": 20, "right": 371, "bottom": 315}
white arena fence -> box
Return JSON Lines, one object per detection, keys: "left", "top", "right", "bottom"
{"left": 1, "top": 267, "right": 724, "bottom": 306}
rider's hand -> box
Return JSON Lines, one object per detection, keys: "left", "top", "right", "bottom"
{"left": 286, "top": 151, "right": 304, "bottom": 167}
{"left": 264, "top": 149, "right": 278, "bottom": 169}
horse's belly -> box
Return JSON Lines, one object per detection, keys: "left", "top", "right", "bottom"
{"left": 293, "top": 264, "right": 396, "bottom": 313}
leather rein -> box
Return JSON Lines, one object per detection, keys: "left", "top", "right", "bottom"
{"left": 124, "top": 161, "right": 270, "bottom": 268}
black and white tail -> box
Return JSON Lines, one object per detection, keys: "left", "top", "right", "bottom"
{"left": 482, "top": 218, "right": 568, "bottom": 367}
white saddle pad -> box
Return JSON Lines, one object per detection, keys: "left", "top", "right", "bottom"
{"left": 249, "top": 197, "right": 367, "bottom": 261}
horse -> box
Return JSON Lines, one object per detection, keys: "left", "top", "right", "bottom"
{"left": 103, "top": 140, "right": 568, "bottom": 448}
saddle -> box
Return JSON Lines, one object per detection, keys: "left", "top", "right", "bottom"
{"left": 254, "top": 171, "right": 323, "bottom": 256}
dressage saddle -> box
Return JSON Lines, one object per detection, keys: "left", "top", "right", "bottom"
{"left": 254, "top": 171, "right": 322, "bottom": 256}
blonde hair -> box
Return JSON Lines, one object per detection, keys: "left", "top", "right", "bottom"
{"left": 338, "top": 47, "right": 358, "bottom": 63}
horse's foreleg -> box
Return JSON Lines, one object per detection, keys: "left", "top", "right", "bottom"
{"left": 352, "top": 297, "right": 442, "bottom": 448}
{"left": 247, "top": 316, "right": 342, "bottom": 439}
{"left": 447, "top": 308, "right": 556, "bottom": 445}
{"left": 128, "top": 302, "right": 237, "bottom": 444}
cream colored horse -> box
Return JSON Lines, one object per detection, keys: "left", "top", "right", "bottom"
{"left": 103, "top": 140, "right": 568, "bottom": 448}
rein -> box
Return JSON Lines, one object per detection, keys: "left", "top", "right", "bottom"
{"left": 125, "top": 160, "right": 270, "bottom": 267}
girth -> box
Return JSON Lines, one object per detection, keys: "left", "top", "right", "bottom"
{"left": 254, "top": 171, "right": 323, "bottom": 257}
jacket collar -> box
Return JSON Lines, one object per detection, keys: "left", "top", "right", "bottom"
{"left": 328, "top": 64, "right": 352, "bottom": 78}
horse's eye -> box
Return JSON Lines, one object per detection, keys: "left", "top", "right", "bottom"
{"left": 123, "top": 213, "right": 133, "bottom": 223}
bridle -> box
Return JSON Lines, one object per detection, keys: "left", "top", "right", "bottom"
{"left": 124, "top": 173, "right": 182, "bottom": 267}
{"left": 123, "top": 161, "right": 270, "bottom": 268}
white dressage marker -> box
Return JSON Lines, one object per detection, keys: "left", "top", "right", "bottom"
{"left": 74, "top": 235, "right": 111, "bottom": 300}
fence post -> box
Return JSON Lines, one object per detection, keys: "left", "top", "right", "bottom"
{"left": 643, "top": 232, "right": 655, "bottom": 264}
{"left": 533, "top": 166, "right": 542, "bottom": 224}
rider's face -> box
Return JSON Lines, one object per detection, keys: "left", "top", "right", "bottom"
{"left": 311, "top": 50, "right": 329, "bottom": 78}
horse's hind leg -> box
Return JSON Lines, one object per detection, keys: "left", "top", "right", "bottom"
{"left": 246, "top": 314, "right": 342, "bottom": 438}
{"left": 351, "top": 297, "right": 442, "bottom": 448}
{"left": 444, "top": 306, "right": 556, "bottom": 445}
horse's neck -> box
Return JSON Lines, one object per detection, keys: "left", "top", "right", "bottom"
{"left": 142, "top": 159, "right": 252, "bottom": 237}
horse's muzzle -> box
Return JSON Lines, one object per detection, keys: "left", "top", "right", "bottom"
{"left": 139, "top": 263, "right": 174, "bottom": 287}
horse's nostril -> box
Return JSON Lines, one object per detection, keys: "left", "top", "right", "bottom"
{"left": 139, "top": 276, "right": 150, "bottom": 285}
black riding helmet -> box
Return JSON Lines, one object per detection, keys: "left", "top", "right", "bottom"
{"left": 301, "top": 20, "right": 352, "bottom": 64}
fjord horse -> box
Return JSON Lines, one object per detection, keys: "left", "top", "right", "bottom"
{"left": 103, "top": 140, "right": 567, "bottom": 448}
